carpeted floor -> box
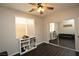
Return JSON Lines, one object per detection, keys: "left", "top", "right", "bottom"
{"left": 49, "top": 38, "right": 75, "bottom": 49}
{"left": 59, "top": 39, "right": 75, "bottom": 49}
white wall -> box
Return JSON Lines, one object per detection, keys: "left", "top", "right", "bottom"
{"left": 43, "top": 6, "right": 79, "bottom": 50}
{"left": 0, "top": 7, "right": 44, "bottom": 55}
{"left": 35, "top": 18, "right": 44, "bottom": 45}
{"left": 0, "top": 7, "right": 18, "bottom": 55}
{"left": 0, "top": 13, "right": 3, "bottom": 52}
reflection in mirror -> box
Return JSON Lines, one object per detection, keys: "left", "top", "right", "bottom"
{"left": 49, "top": 23, "right": 58, "bottom": 45}
{"left": 59, "top": 19, "right": 75, "bottom": 49}
{"left": 49, "top": 19, "right": 75, "bottom": 49}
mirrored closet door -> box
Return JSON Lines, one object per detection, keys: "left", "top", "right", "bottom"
{"left": 49, "top": 19, "right": 75, "bottom": 49}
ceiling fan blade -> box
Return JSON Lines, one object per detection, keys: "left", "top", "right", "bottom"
{"left": 29, "top": 3, "right": 36, "bottom": 6}
{"left": 37, "top": 3, "right": 42, "bottom": 5}
{"left": 29, "top": 8, "right": 35, "bottom": 12}
{"left": 47, "top": 7, "right": 54, "bottom": 10}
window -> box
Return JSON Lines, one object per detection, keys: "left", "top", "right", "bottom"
{"left": 15, "top": 17, "right": 27, "bottom": 38}
{"left": 15, "top": 17, "right": 35, "bottom": 38}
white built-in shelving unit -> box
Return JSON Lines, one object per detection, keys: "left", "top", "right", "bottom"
{"left": 19, "top": 37, "right": 36, "bottom": 55}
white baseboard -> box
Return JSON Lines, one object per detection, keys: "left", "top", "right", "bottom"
{"left": 75, "top": 50, "right": 79, "bottom": 52}
{"left": 36, "top": 42, "right": 44, "bottom": 46}
{"left": 8, "top": 52, "right": 19, "bottom": 56}
{"left": 43, "top": 41, "right": 49, "bottom": 43}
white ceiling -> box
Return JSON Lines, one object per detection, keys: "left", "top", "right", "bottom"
{"left": 0, "top": 3, "right": 79, "bottom": 18}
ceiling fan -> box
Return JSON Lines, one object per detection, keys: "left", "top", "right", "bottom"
{"left": 29, "top": 3, "right": 54, "bottom": 14}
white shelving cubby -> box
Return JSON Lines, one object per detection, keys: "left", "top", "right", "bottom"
{"left": 19, "top": 37, "right": 37, "bottom": 55}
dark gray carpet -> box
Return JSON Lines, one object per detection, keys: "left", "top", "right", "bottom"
{"left": 59, "top": 39, "right": 75, "bottom": 49}
{"left": 49, "top": 38, "right": 75, "bottom": 49}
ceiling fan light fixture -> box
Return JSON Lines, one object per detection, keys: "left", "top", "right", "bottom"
{"left": 37, "top": 7, "right": 44, "bottom": 13}
{"left": 29, "top": 3, "right": 54, "bottom": 14}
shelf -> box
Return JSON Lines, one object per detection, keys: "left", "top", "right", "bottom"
{"left": 20, "top": 40, "right": 29, "bottom": 43}
{"left": 20, "top": 47, "right": 37, "bottom": 55}
{"left": 21, "top": 44, "right": 30, "bottom": 48}
{"left": 30, "top": 42, "right": 36, "bottom": 44}
{"left": 21, "top": 38, "right": 29, "bottom": 40}
{"left": 19, "top": 37, "right": 36, "bottom": 55}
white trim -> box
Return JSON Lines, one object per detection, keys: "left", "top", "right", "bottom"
{"left": 75, "top": 50, "right": 79, "bottom": 52}
{"left": 43, "top": 41, "right": 49, "bottom": 43}
{"left": 36, "top": 42, "right": 44, "bottom": 46}
{"left": 8, "top": 52, "right": 19, "bottom": 56}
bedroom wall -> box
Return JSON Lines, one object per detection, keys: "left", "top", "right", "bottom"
{"left": 0, "top": 13, "right": 4, "bottom": 52}
{"left": 0, "top": 7, "right": 44, "bottom": 55}
{"left": 43, "top": 6, "right": 79, "bottom": 51}
{"left": 0, "top": 7, "right": 18, "bottom": 55}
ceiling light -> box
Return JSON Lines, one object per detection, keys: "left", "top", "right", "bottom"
{"left": 37, "top": 7, "right": 44, "bottom": 13}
